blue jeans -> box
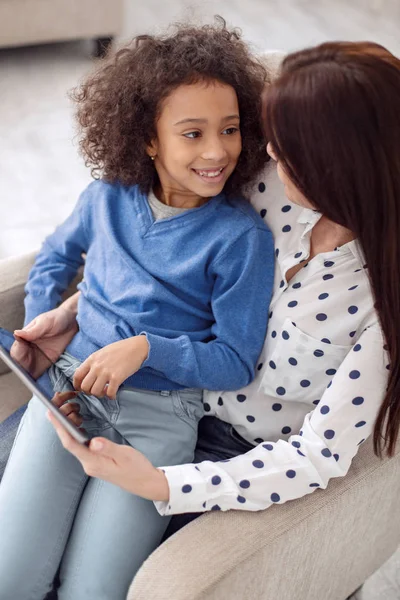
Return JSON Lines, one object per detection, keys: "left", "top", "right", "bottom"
{"left": 0, "top": 352, "right": 204, "bottom": 600}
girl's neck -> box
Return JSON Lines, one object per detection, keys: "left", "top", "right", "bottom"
{"left": 153, "top": 184, "right": 209, "bottom": 209}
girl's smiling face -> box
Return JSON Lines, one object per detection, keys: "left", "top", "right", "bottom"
{"left": 148, "top": 80, "right": 242, "bottom": 207}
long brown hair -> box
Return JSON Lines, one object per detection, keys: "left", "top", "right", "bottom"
{"left": 263, "top": 41, "right": 400, "bottom": 457}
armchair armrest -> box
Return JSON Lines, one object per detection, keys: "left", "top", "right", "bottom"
{"left": 0, "top": 252, "right": 37, "bottom": 374}
{"left": 128, "top": 439, "right": 400, "bottom": 600}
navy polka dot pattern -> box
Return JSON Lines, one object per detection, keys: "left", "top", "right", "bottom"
{"left": 349, "top": 370, "right": 360, "bottom": 379}
{"left": 158, "top": 170, "right": 387, "bottom": 517}
{"left": 263, "top": 443, "right": 274, "bottom": 451}
{"left": 352, "top": 396, "right": 364, "bottom": 405}
{"left": 316, "top": 313, "right": 328, "bottom": 321}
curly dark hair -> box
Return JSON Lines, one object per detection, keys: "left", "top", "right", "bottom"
{"left": 71, "top": 17, "right": 269, "bottom": 196}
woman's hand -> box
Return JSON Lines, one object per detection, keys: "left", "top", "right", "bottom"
{"left": 73, "top": 336, "right": 149, "bottom": 399}
{"left": 11, "top": 295, "right": 80, "bottom": 379}
{"left": 52, "top": 390, "right": 83, "bottom": 429}
{"left": 47, "top": 411, "right": 170, "bottom": 502}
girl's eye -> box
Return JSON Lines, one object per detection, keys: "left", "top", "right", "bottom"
{"left": 222, "top": 127, "right": 239, "bottom": 135}
{"left": 183, "top": 131, "right": 201, "bottom": 139}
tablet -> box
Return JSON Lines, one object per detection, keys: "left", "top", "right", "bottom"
{"left": 0, "top": 342, "right": 90, "bottom": 445}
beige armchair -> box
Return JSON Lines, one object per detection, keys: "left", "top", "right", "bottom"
{"left": 0, "top": 250, "right": 399, "bottom": 599}
{"left": 0, "top": 0, "right": 123, "bottom": 57}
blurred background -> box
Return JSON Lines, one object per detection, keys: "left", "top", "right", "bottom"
{"left": 0, "top": 0, "right": 399, "bottom": 261}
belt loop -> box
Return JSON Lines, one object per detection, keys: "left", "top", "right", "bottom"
{"left": 160, "top": 390, "right": 171, "bottom": 397}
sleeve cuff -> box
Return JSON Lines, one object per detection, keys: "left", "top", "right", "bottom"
{"left": 24, "top": 297, "right": 56, "bottom": 327}
{"left": 139, "top": 331, "right": 182, "bottom": 373}
{"left": 153, "top": 464, "right": 208, "bottom": 516}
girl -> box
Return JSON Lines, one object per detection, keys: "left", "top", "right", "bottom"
{"left": 0, "top": 21, "right": 274, "bottom": 600}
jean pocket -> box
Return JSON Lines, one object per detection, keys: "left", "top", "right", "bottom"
{"left": 171, "top": 389, "right": 204, "bottom": 429}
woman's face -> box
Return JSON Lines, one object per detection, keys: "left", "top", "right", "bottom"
{"left": 148, "top": 81, "right": 242, "bottom": 206}
{"left": 266, "top": 142, "right": 315, "bottom": 209}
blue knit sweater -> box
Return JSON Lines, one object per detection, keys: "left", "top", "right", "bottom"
{"left": 24, "top": 181, "right": 274, "bottom": 390}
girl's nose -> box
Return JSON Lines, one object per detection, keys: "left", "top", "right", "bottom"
{"left": 201, "top": 138, "right": 228, "bottom": 162}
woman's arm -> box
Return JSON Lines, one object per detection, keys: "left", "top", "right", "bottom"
{"left": 155, "top": 322, "right": 387, "bottom": 514}
{"left": 47, "top": 320, "right": 388, "bottom": 511}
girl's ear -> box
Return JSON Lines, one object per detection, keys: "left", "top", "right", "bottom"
{"left": 146, "top": 140, "right": 158, "bottom": 161}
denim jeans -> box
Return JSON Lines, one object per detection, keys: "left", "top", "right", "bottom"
{"left": 0, "top": 352, "right": 204, "bottom": 600}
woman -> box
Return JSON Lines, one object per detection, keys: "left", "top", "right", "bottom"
{"left": 4, "top": 38, "right": 400, "bottom": 555}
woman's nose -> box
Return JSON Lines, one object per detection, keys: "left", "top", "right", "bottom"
{"left": 266, "top": 142, "right": 277, "bottom": 161}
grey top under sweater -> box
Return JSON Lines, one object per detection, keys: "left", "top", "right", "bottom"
{"left": 148, "top": 190, "right": 189, "bottom": 220}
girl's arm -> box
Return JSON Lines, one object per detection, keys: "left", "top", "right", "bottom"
{"left": 23, "top": 185, "right": 93, "bottom": 326}
{"left": 139, "top": 226, "right": 275, "bottom": 391}
{"left": 154, "top": 323, "right": 387, "bottom": 514}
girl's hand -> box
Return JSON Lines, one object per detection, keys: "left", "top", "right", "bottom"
{"left": 11, "top": 301, "right": 79, "bottom": 379}
{"left": 47, "top": 411, "right": 170, "bottom": 502}
{"left": 73, "top": 336, "right": 149, "bottom": 399}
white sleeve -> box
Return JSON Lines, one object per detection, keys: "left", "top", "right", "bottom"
{"left": 155, "top": 323, "right": 388, "bottom": 515}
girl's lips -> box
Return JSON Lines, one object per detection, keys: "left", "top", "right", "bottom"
{"left": 192, "top": 166, "right": 227, "bottom": 184}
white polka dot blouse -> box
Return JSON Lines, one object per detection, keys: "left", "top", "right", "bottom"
{"left": 155, "top": 162, "right": 388, "bottom": 515}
